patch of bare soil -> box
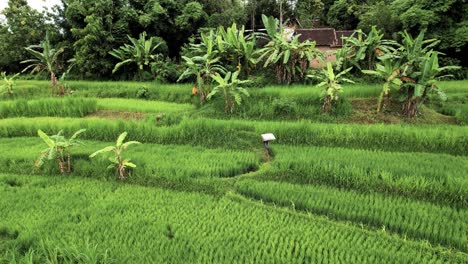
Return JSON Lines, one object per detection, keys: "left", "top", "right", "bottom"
{"left": 348, "top": 98, "right": 457, "bottom": 125}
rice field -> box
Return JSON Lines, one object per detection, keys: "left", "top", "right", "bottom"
{"left": 0, "top": 80, "right": 467, "bottom": 263}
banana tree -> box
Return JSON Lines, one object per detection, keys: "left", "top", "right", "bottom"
{"left": 89, "top": 132, "right": 141, "bottom": 180}
{"left": 400, "top": 51, "right": 458, "bottom": 117}
{"left": 178, "top": 30, "right": 228, "bottom": 103}
{"left": 207, "top": 71, "right": 251, "bottom": 114}
{"left": 362, "top": 59, "right": 402, "bottom": 112}
{"left": 309, "top": 62, "right": 354, "bottom": 113}
{"left": 35, "top": 129, "right": 86, "bottom": 174}
{"left": 0, "top": 72, "right": 20, "bottom": 97}
{"left": 386, "top": 31, "right": 459, "bottom": 117}
{"left": 257, "top": 15, "right": 320, "bottom": 84}
{"left": 21, "top": 33, "right": 65, "bottom": 95}
{"left": 342, "top": 26, "right": 397, "bottom": 71}
{"left": 109, "top": 32, "right": 165, "bottom": 80}
{"left": 216, "top": 23, "right": 258, "bottom": 76}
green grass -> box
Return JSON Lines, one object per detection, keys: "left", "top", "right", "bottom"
{"left": 439, "top": 80, "right": 468, "bottom": 94}
{"left": 0, "top": 117, "right": 259, "bottom": 150}
{"left": 0, "top": 98, "right": 97, "bottom": 118}
{"left": 259, "top": 145, "right": 468, "bottom": 207}
{"left": 252, "top": 120, "right": 468, "bottom": 156}
{"left": 1, "top": 174, "right": 466, "bottom": 263}
{"left": 96, "top": 98, "right": 195, "bottom": 114}
{"left": 439, "top": 103, "right": 468, "bottom": 125}
{"left": 0, "top": 137, "right": 261, "bottom": 180}
{"left": 0, "top": 79, "right": 467, "bottom": 262}
{"left": 1, "top": 117, "right": 466, "bottom": 155}
{"left": 236, "top": 178, "right": 468, "bottom": 251}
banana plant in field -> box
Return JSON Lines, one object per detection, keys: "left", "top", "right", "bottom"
{"left": 109, "top": 32, "right": 165, "bottom": 80}
{"left": 342, "top": 26, "right": 396, "bottom": 71}
{"left": 309, "top": 62, "right": 354, "bottom": 113}
{"left": 257, "top": 15, "right": 321, "bottom": 84}
{"left": 0, "top": 72, "right": 20, "bottom": 97}
{"left": 178, "top": 33, "right": 227, "bottom": 103}
{"left": 362, "top": 59, "right": 402, "bottom": 112}
{"left": 208, "top": 71, "right": 251, "bottom": 114}
{"left": 35, "top": 129, "right": 86, "bottom": 174}
{"left": 400, "top": 51, "right": 458, "bottom": 117}
{"left": 383, "top": 31, "right": 459, "bottom": 117}
{"left": 216, "top": 23, "right": 258, "bottom": 76}
{"left": 89, "top": 132, "right": 141, "bottom": 180}
{"left": 21, "top": 33, "right": 65, "bottom": 95}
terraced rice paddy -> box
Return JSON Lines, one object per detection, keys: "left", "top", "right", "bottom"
{"left": 0, "top": 80, "right": 467, "bottom": 263}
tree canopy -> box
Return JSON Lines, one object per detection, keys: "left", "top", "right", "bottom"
{"left": 0, "top": 0, "right": 466, "bottom": 79}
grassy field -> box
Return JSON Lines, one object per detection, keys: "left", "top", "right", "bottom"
{"left": 0, "top": 80, "right": 467, "bottom": 263}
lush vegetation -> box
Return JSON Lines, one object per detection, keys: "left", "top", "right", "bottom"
{"left": 0, "top": 79, "right": 466, "bottom": 262}
{"left": 0, "top": 0, "right": 467, "bottom": 263}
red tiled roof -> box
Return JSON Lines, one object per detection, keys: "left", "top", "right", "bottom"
{"left": 295, "top": 28, "right": 338, "bottom": 46}
{"left": 336, "top": 30, "right": 355, "bottom": 46}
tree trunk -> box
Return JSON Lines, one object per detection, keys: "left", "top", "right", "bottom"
{"left": 322, "top": 95, "right": 332, "bottom": 113}
{"left": 402, "top": 97, "right": 419, "bottom": 118}
{"left": 67, "top": 152, "right": 71, "bottom": 173}
{"left": 50, "top": 72, "right": 58, "bottom": 95}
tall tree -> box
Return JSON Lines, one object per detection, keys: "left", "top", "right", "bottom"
{"left": 294, "top": 0, "right": 324, "bottom": 28}
{"left": 0, "top": 0, "right": 49, "bottom": 73}
{"left": 64, "top": 0, "right": 131, "bottom": 79}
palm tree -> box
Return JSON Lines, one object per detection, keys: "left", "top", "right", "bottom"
{"left": 109, "top": 32, "right": 165, "bottom": 80}
{"left": 21, "top": 33, "right": 64, "bottom": 95}
{"left": 178, "top": 54, "right": 227, "bottom": 103}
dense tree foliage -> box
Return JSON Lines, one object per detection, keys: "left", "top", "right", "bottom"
{"left": 0, "top": 0, "right": 52, "bottom": 73}
{"left": 0, "top": 0, "right": 466, "bottom": 79}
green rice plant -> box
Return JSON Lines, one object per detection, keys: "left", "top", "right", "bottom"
{"left": 0, "top": 138, "right": 260, "bottom": 182}
{"left": 439, "top": 80, "right": 468, "bottom": 94}
{"left": 252, "top": 120, "right": 468, "bottom": 156}
{"left": 236, "top": 179, "right": 468, "bottom": 251}
{"left": 0, "top": 117, "right": 259, "bottom": 150}
{"left": 0, "top": 98, "right": 97, "bottom": 118}
{"left": 96, "top": 98, "right": 194, "bottom": 114}
{"left": 35, "top": 129, "right": 86, "bottom": 174}
{"left": 90, "top": 132, "right": 141, "bottom": 180}
{"left": 257, "top": 145, "right": 468, "bottom": 207}
{"left": 1, "top": 117, "right": 466, "bottom": 155}
{"left": 1, "top": 174, "right": 466, "bottom": 263}
{"left": 439, "top": 103, "right": 468, "bottom": 125}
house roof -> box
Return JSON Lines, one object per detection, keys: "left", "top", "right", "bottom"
{"left": 336, "top": 30, "right": 355, "bottom": 46}
{"left": 295, "top": 28, "right": 338, "bottom": 46}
